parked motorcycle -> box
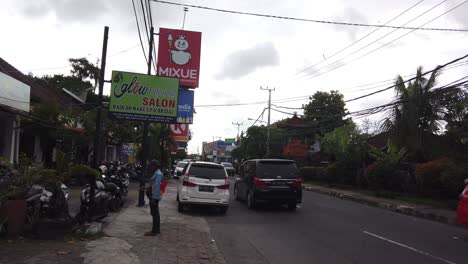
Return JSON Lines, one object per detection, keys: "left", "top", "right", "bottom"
{"left": 76, "top": 180, "right": 110, "bottom": 223}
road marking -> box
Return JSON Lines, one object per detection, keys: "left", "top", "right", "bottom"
{"left": 363, "top": 231, "right": 457, "bottom": 264}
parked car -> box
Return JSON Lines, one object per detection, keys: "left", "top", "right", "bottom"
{"left": 457, "top": 179, "right": 468, "bottom": 227}
{"left": 173, "top": 161, "right": 188, "bottom": 179}
{"left": 176, "top": 161, "right": 230, "bottom": 214}
{"left": 234, "top": 159, "right": 302, "bottom": 211}
{"left": 221, "top": 162, "right": 235, "bottom": 176}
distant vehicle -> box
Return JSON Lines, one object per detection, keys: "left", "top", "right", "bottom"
{"left": 173, "top": 161, "right": 189, "bottom": 179}
{"left": 176, "top": 161, "right": 230, "bottom": 214}
{"left": 221, "top": 162, "right": 235, "bottom": 176}
{"left": 234, "top": 159, "right": 302, "bottom": 211}
{"left": 457, "top": 179, "right": 468, "bottom": 227}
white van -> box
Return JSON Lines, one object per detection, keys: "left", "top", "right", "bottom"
{"left": 176, "top": 161, "right": 230, "bottom": 214}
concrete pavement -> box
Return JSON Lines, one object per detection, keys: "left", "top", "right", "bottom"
{"left": 81, "top": 180, "right": 226, "bottom": 264}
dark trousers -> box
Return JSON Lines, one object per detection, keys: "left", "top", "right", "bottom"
{"left": 149, "top": 199, "right": 160, "bottom": 233}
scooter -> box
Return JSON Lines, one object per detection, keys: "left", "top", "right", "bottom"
{"left": 76, "top": 181, "right": 110, "bottom": 223}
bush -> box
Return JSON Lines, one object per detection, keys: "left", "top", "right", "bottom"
{"left": 440, "top": 161, "right": 468, "bottom": 199}
{"left": 300, "top": 166, "right": 326, "bottom": 182}
{"left": 365, "top": 161, "right": 408, "bottom": 192}
{"left": 69, "top": 165, "right": 100, "bottom": 185}
{"left": 326, "top": 161, "right": 359, "bottom": 185}
{"left": 26, "top": 168, "right": 62, "bottom": 184}
{"left": 414, "top": 158, "right": 449, "bottom": 197}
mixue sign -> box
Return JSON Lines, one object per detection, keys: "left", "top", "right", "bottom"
{"left": 157, "top": 28, "right": 202, "bottom": 88}
{"left": 169, "top": 124, "right": 189, "bottom": 142}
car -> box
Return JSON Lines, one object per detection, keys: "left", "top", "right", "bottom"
{"left": 457, "top": 179, "right": 468, "bottom": 227}
{"left": 176, "top": 161, "right": 230, "bottom": 214}
{"left": 221, "top": 162, "right": 235, "bottom": 176}
{"left": 234, "top": 159, "right": 302, "bottom": 211}
{"left": 173, "top": 161, "right": 188, "bottom": 179}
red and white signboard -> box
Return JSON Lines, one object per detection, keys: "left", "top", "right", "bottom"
{"left": 157, "top": 28, "right": 202, "bottom": 88}
{"left": 169, "top": 124, "right": 189, "bottom": 142}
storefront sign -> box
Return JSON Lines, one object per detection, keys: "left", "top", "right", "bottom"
{"left": 0, "top": 72, "right": 30, "bottom": 112}
{"left": 169, "top": 124, "right": 189, "bottom": 142}
{"left": 177, "top": 88, "right": 194, "bottom": 124}
{"left": 109, "top": 71, "right": 179, "bottom": 123}
{"left": 157, "top": 28, "right": 202, "bottom": 88}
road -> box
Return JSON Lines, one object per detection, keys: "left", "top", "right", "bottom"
{"left": 199, "top": 177, "right": 468, "bottom": 264}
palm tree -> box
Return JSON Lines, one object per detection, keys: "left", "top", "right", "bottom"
{"left": 382, "top": 66, "right": 445, "bottom": 161}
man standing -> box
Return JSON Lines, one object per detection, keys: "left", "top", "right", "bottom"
{"left": 145, "top": 160, "right": 163, "bottom": 236}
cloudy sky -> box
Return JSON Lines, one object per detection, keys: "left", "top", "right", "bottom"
{"left": 1, "top": 0, "right": 467, "bottom": 154}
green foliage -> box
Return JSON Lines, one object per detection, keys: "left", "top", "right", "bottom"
{"left": 176, "top": 150, "right": 188, "bottom": 160}
{"left": 69, "top": 164, "right": 100, "bottom": 180}
{"left": 414, "top": 158, "right": 450, "bottom": 197}
{"left": 440, "top": 161, "right": 468, "bottom": 199}
{"left": 322, "top": 122, "right": 368, "bottom": 164}
{"left": 231, "top": 126, "right": 285, "bottom": 160}
{"left": 300, "top": 166, "right": 326, "bottom": 182}
{"left": 365, "top": 161, "right": 407, "bottom": 192}
{"left": 303, "top": 90, "right": 347, "bottom": 135}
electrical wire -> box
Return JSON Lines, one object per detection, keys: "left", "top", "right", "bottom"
{"left": 295, "top": 0, "right": 425, "bottom": 77}
{"left": 140, "top": 0, "right": 151, "bottom": 43}
{"left": 151, "top": 0, "right": 468, "bottom": 32}
{"left": 304, "top": 0, "right": 468, "bottom": 80}
{"left": 132, "top": 0, "right": 148, "bottom": 64}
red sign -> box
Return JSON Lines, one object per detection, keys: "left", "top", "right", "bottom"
{"left": 169, "top": 124, "right": 189, "bottom": 142}
{"left": 157, "top": 28, "right": 202, "bottom": 88}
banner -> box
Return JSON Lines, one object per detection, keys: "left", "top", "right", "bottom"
{"left": 109, "top": 71, "right": 179, "bottom": 123}
{"left": 169, "top": 124, "right": 189, "bottom": 142}
{"left": 177, "top": 88, "right": 194, "bottom": 124}
{"left": 157, "top": 28, "right": 202, "bottom": 88}
{"left": 225, "top": 138, "right": 235, "bottom": 144}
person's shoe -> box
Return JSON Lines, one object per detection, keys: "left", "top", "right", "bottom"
{"left": 144, "top": 231, "right": 157, "bottom": 236}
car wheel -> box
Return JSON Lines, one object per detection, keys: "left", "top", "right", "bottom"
{"left": 234, "top": 186, "right": 241, "bottom": 201}
{"left": 287, "top": 202, "right": 297, "bottom": 211}
{"left": 247, "top": 191, "right": 256, "bottom": 209}
{"left": 219, "top": 206, "right": 228, "bottom": 215}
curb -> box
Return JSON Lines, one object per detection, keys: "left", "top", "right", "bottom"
{"left": 302, "top": 185, "right": 459, "bottom": 226}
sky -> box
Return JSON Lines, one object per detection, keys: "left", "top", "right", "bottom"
{"left": 1, "top": 0, "right": 467, "bottom": 154}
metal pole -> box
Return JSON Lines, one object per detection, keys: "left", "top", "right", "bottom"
{"left": 90, "top": 26, "right": 109, "bottom": 219}
{"left": 138, "top": 26, "right": 155, "bottom": 207}
{"left": 182, "top": 7, "right": 189, "bottom": 29}
{"left": 260, "top": 86, "right": 275, "bottom": 158}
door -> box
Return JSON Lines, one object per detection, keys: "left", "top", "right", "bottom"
{"left": 185, "top": 163, "right": 228, "bottom": 200}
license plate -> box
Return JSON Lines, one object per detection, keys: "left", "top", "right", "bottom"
{"left": 199, "top": 185, "right": 214, "bottom": 192}
{"left": 271, "top": 181, "right": 286, "bottom": 186}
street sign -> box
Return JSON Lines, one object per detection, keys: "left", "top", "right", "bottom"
{"left": 157, "top": 28, "right": 202, "bottom": 88}
{"left": 177, "top": 88, "right": 194, "bottom": 124}
{"left": 169, "top": 124, "right": 189, "bottom": 142}
{"left": 225, "top": 138, "right": 235, "bottom": 144}
{"left": 109, "top": 71, "right": 179, "bottom": 122}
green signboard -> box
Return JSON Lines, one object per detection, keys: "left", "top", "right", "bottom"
{"left": 225, "top": 138, "right": 236, "bottom": 144}
{"left": 109, "top": 71, "right": 179, "bottom": 123}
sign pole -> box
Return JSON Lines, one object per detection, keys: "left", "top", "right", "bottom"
{"left": 91, "top": 26, "right": 109, "bottom": 218}
{"left": 138, "top": 26, "right": 155, "bottom": 207}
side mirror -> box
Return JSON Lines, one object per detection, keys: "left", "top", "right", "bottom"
{"left": 464, "top": 179, "right": 468, "bottom": 185}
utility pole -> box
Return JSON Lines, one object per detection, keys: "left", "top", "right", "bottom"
{"left": 138, "top": 26, "right": 155, "bottom": 207}
{"left": 260, "top": 86, "right": 275, "bottom": 158}
{"left": 232, "top": 122, "right": 244, "bottom": 139}
{"left": 91, "top": 26, "right": 109, "bottom": 218}
{"left": 182, "top": 7, "right": 189, "bottom": 30}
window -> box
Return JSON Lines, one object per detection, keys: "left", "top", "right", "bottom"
{"left": 256, "top": 161, "right": 298, "bottom": 179}
{"left": 189, "top": 163, "right": 226, "bottom": 179}
{"left": 177, "top": 161, "right": 188, "bottom": 168}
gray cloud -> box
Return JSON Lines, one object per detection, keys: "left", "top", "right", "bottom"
{"left": 445, "top": 2, "right": 468, "bottom": 28}
{"left": 333, "top": 7, "right": 367, "bottom": 41}
{"left": 215, "top": 42, "right": 279, "bottom": 80}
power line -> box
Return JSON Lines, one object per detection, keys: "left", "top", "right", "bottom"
{"left": 296, "top": 0, "right": 425, "bottom": 77}
{"left": 132, "top": 0, "right": 148, "bottom": 64}
{"left": 195, "top": 101, "right": 267, "bottom": 107}
{"left": 140, "top": 0, "right": 151, "bottom": 43}
{"left": 304, "top": 0, "right": 468, "bottom": 80}
{"left": 146, "top": 0, "right": 158, "bottom": 73}
{"left": 151, "top": 0, "right": 468, "bottom": 32}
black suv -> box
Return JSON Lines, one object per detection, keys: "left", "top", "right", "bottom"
{"left": 234, "top": 159, "right": 302, "bottom": 210}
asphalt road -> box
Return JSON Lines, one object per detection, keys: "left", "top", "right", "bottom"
{"left": 199, "top": 177, "right": 468, "bottom": 264}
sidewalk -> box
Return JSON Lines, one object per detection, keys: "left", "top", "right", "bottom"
{"left": 81, "top": 182, "right": 226, "bottom": 264}
{"left": 302, "top": 183, "right": 459, "bottom": 226}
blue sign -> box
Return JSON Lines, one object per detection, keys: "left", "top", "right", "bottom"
{"left": 177, "top": 88, "right": 194, "bottom": 124}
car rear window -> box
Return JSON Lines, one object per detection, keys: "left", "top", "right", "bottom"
{"left": 222, "top": 163, "right": 233, "bottom": 167}
{"left": 177, "top": 162, "right": 188, "bottom": 168}
{"left": 189, "top": 164, "right": 226, "bottom": 179}
{"left": 256, "top": 162, "right": 298, "bottom": 179}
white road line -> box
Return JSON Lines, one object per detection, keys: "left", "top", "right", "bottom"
{"left": 363, "top": 231, "right": 457, "bottom": 264}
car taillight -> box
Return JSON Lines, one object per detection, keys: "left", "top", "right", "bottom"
{"left": 254, "top": 177, "right": 268, "bottom": 187}
{"left": 217, "top": 184, "right": 230, "bottom": 189}
{"left": 291, "top": 177, "right": 302, "bottom": 188}
{"left": 182, "top": 173, "right": 197, "bottom": 187}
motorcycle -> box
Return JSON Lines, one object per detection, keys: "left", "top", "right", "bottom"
{"left": 25, "top": 182, "right": 69, "bottom": 232}
{"left": 76, "top": 180, "right": 110, "bottom": 223}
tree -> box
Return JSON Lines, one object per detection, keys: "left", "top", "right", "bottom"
{"left": 231, "top": 125, "right": 285, "bottom": 160}
{"left": 303, "top": 91, "right": 348, "bottom": 135}
{"left": 382, "top": 66, "right": 457, "bottom": 161}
